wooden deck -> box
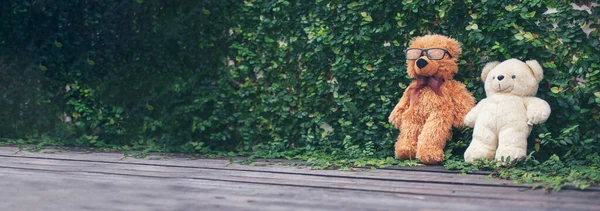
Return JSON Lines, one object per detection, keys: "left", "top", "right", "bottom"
{"left": 0, "top": 147, "right": 598, "bottom": 211}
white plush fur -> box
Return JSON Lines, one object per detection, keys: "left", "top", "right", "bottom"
{"left": 464, "top": 59, "right": 551, "bottom": 163}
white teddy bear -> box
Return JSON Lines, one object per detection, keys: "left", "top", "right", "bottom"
{"left": 464, "top": 59, "right": 551, "bottom": 163}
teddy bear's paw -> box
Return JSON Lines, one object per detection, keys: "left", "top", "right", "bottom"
{"left": 463, "top": 147, "right": 476, "bottom": 163}
{"left": 388, "top": 116, "right": 401, "bottom": 128}
{"left": 526, "top": 111, "right": 545, "bottom": 125}
{"left": 495, "top": 147, "right": 526, "bottom": 165}
{"left": 463, "top": 112, "right": 476, "bottom": 128}
{"left": 416, "top": 146, "right": 444, "bottom": 164}
{"left": 464, "top": 146, "right": 495, "bottom": 163}
{"left": 394, "top": 144, "right": 416, "bottom": 160}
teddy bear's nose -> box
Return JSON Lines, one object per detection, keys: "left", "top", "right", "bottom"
{"left": 416, "top": 58, "right": 428, "bottom": 68}
{"left": 497, "top": 75, "right": 505, "bottom": 81}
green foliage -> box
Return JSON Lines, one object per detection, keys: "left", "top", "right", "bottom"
{"left": 0, "top": 0, "right": 599, "bottom": 189}
{"left": 445, "top": 152, "right": 600, "bottom": 191}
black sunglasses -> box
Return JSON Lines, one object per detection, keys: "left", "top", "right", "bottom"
{"left": 405, "top": 48, "right": 453, "bottom": 60}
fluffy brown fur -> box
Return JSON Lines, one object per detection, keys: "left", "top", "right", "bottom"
{"left": 388, "top": 34, "right": 475, "bottom": 164}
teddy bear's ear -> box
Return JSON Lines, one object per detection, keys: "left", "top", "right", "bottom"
{"left": 525, "top": 60, "right": 544, "bottom": 82}
{"left": 481, "top": 61, "right": 501, "bottom": 81}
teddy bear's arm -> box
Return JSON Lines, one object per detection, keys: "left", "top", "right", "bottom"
{"left": 463, "top": 101, "right": 484, "bottom": 128}
{"left": 388, "top": 94, "right": 410, "bottom": 129}
{"left": 448, "top": 82, "right": 476, "bottom": 128}
{"left": 524, "top": 97, "right": 551, "bottom": 126}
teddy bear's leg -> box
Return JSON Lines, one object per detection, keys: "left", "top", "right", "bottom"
{"left": 495, "top": 127, "right": 530, "bottom": 163}
{"left": 464, "top": 126, "right": 498, "bottom": 163}
{"left": 394, "top": 117, "right": 423, "bottom": 160}
{"left": 415, "top": 114, "right": 452, "bottom": 164}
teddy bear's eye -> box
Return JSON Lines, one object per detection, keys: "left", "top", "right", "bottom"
{"left": 511, "top": 75, "right": 516, "bottom": 79}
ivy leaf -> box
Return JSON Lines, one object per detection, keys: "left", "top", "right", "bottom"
{"left": 39, "top": 64, "right": 48, "bottom": 71}
{"left": 514, "top": 33, "right": 524, "bottom": 40}
{"left": 439, "top": 10, "right": 445, "bottom": 18}
{"left": 466, "top": 23, "right": 478, "bottom": 30}
{"left": 361, "top": 12, "right": 373, "bottom": 22}
{"left": 87, "top": 58, "right": 96, "bottom": 66}
{"left": 505, "top": 5, "right": 517, "bottom": 12}
{"left": 347, "top": 2, "right": 359, "bottom": 9}
{"left": 551, "top": 87, "right": 563, "bottom": 93}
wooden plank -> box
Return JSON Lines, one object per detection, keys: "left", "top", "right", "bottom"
{"left": 0, "top": 148, "right": 537, "bottom": 187}
{"left": 0, "top": 166, "right": 595, "bottom": 211}
{"left": 1, "top": 156, "right": 599, "bottom": 210}
{"left": 1, "top": 147, "right": 599, "bottom": 210}
{"left": 0, "top": 153, "right": 512, "bottom": 188}
{"left": 0, "top": 167, "right": 547, "bottom": 211}
{"left": 2, "top": 146, "right": 492, "bottom": 174}
{"left": 1, "top": 147, "right": 597, "bottom": 191}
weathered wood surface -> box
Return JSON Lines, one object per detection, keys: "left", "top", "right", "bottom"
{"left": 0, "top": 147, "right": 598, "bottom": 211}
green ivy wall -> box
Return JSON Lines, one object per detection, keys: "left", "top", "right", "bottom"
{"left": 0, "top": 1, "right": 598, "bottom": 163}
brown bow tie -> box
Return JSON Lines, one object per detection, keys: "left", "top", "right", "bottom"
{"left": 410, "top": 76, "right": 444, "bottom": 100}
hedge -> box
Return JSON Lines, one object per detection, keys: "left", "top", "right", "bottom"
{"left": 0, "top": 0, "right": 599, "bottom": 166}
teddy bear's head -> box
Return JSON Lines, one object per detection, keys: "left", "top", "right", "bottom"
{"left": 406, "top": 34, "right": 462, "bottom": 80}
{"left": 481, "top": 59, "right": 544, "bottom": 97}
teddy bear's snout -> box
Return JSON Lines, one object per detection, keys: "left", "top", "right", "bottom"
{"left": 416, "top": 58, "right": 428, "bottom": 68}
{"left": 497, "top": 75, "right": 505, "bottom": 81}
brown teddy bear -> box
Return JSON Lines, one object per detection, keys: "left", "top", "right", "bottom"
{"left": 388, "top": 34, "right": 475, "bottom": 164}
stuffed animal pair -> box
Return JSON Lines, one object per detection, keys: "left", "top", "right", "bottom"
{"left": 389, "top": 34, "right": 550, "bottom": 164}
